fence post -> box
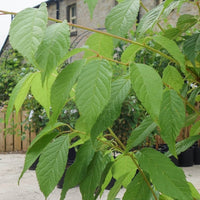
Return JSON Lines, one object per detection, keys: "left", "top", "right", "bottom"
{"left": 14, "top": 110, "right": 22, "bottom": 151}
{"left": 5, "top": 112, "right": 14, "bottom": 152}
{"left": 22, "top": 111, "right": 30, "bottom": 151}
{"left": 0, "top": 111, "right": 5, "bottom": 152}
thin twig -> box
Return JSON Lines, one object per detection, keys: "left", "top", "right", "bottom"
{"left": 108, "top": 127, "right": 126, "bottom": 151}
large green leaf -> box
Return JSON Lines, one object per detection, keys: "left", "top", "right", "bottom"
{"left": 84, "top": 33, "right": 114, "bottom": 59}
{"left": 126, "top": 116, "right": 157, "bottom": 151}
{"left": 6, "top": 73, "right": 36, "bottom": 124}
{"left": 105, "top": 0, "right": 140, "bottom": 37}
{"left": 76, "top": 60, "right": 112, "bottom": 133}
{"left": 137, "top": 3, "right": 164, "bottom": 36}
{"left": 31, "top": 72, "right": 56, "bottom": 118}
{"left": 177, "top": 14, "right": 198, "bottom": 32}
{"left": 159, "top": 89, "right": 185, "bottom": 156}
{"left": 183, "top": 33, "right": 200, "bottom": 66}
{"left": 162, "top": 65, "right": 184, "bottom": 92}
{"left": 35, "top": 21, "right": 70, "bottom": 79}
{"left": 36, "top": 135, "right": 70, "bottom": 198}
{"left": 164, "top": 28, "right": 181, "bottom": 40}
{"left": 130, "top": 63, "right": 163, "bottom": 121}
{"left": 153, "top": 35, "right": 185, "bottom": 72}
{"left": 79, "top": 152, "right": 111, "bottom": 200}
{"left": 112, "top": 156, "right": 137, "bottom": 188}
{"left": 60, "top": 140, "right": 95, "bottom": 200}
{"left": 9, "top": 3, "right": 48, "bottom": 64}
{"left": 95, "top": 161, "right": 114, "bottom": 199}
{"left": 137, "top": 148, "right": 193, "bottom": 200}
{"left": 50, "top": 60, "right": 85, "bottom": 123}
{"left": 91, "top": 77, "right": 131, "bottom": 142}
{"left": 121, "top": 44, "right": 142, "bottom": 63}
{"left": 162, "top": 1, "right": 180, "bottom": 18}
{"left": 123, "top": 173, "right": 153, "bottom": 200}
{"left": 19, "top": 122, "right": 64, "bottom": 182}
{"left": 188, "top": 182, "right": 200, "bottom": 200}
{"left": 84, "top": 0, "right": 98, "bottom": 18}
{"left": 190, "top": 120, "right": 200, "bottom": 136}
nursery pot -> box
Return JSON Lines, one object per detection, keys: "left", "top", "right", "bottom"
{"left": 29, "top": 156, "right": 40, "bottom": 170}
{"left": 178, "top": 148, "right": 194, "bottom": 167}
{"left": 194, "top": 147, "right": 200, "bottom": 165}
{"left": 57, "top": 148, "right": 76, "bottom": 189}
{"left": 170, "top": 156, "right": 179, "bottom": 166}
{"left": 57, "top": 160, "right": 74, "bottom": 189}
{"left": 106, "top": 177, "right": 116, "bottom": 190}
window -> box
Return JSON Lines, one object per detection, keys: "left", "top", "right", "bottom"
{"left": 67, "top": 4, "right": 77, "bottom": 36}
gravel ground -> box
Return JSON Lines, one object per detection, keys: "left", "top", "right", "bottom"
{"left": 0, "top": 153, "right": 200, "bottom": 200}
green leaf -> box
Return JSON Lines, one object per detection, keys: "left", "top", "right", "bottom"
{"left": 108, "top": 173, "right": 128, "bottom": 200}
{"left": 177, "top": 14, "right": 198, "bottom": 32}
{"left": 60, "top": 140, "right": 95, "bottom": 200}
{"left": 159, "top": 194, "right": 173, "bottom": 200}
{"left": 58, "top": 46, "right": 89, "bottom": 63}
{"left": 105, "top": 0, "right": 140, "bottom": 37}
{"left": 79, "top": 152, "right": 111, "bottom": 200}
{"left": 163, "top": 28, "right": 181, "bottom": 40}
{"left": 84, "top": 33, "right": 114, "bottom": 59}
{"left": 130, "top": 63, "right": 163, "bottom": 121}
{"left": 162, "top": 1, "right": 180, "bottom": 18}
{"left": 137, "top": 148, "right": 193, "bottom": 200}
{"left": 188, "top": 182, "right": 200, "bottom": 200}
{"left": 84, "top": 0, "right": 98, "bottom": 18}
{"left": 35, "top": 21, "right": 70, "bottom": 79}
{"left": 6, "top": 73, "right": 36, "bottom": 124}
{"left": 183, "top": 33, "right": 200, "bottom": 66}
{"left": 185, "top": 113, "right": 198, "bottom": 127}
{"left": 50, "top": 60, "right": 85, "bottom": 123}
{"left": 166, "top": 135, "right": 200, "bottom": 157}
{"left": 123, "top": 173, "right": 153, "bottom": 200}
{"left": 91, "top": 77, "right": 131, "bottom": 142}
{"left": 190, "top": 120, "right": 200, "bottom": 136}
{"left": 121, "top": 44, "right": 142, "bottom": 63}
{"left": 153, "top": 35, "right": 185, "bottom": 72}
{"left": 95, "top": 161, "right": 114, "bottom": 199}
{"left": 19, "top": 122, "right": 64, "bottom": 182}
{"left": 36, "top": 135, "right": 70, "bottom": 198}
{"left": 126, "top": 116, "right": 157, "bottom": 151}
{"left": 162, "top": 65, "right": 184, "bottom": 92}
{"left": 188, "top": 88, "right": 200, "bottom": 105}
{"left": 31, "top": 72, "right": 56, "bottom": 118}
{"left": 112, "top": 156, "right": 137, "bottom": 188}
{"left": 76, "top": 60, "right": 112, "bottom": 133}
{"left": 137, "top": 3, "right": 164, "bottom": 36}
{"left": 9, "top": 3, "right": 48, "bottom": 64}
{"left": 159, "top": 89, "right": 185, "bottom": 156}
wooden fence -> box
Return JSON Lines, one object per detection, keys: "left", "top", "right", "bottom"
{"left": 0, "top": 110, "right": 36, "bottom": 153}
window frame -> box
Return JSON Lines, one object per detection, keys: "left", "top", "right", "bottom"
{"left": 67, "top": 3, "right": 77, "bottom": 36}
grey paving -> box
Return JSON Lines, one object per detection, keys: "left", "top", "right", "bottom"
{"left": 0, "top": 154, "right": 199, "bottom": 200}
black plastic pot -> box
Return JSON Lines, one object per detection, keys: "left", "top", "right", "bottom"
{"left": 106, "top": 177, "right": 116, "bottom": 190}
{"left": 178, "top": 148, "right": 194, "bottom": 167}
{"left": 57, "top": 148, "right": 76, "bottom": 189}
{"left": 194, "top": 147, "right": 200, "bottom": 165}
{"left": 29, "top": 157, "right": 40, "bottom": 170}
{"left": 170, "top": 156, "right": 179, "bottom": 166}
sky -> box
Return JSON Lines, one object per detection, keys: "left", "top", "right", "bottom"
{"left": 0, "top": 0, "right": 45, "bottom": 50}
